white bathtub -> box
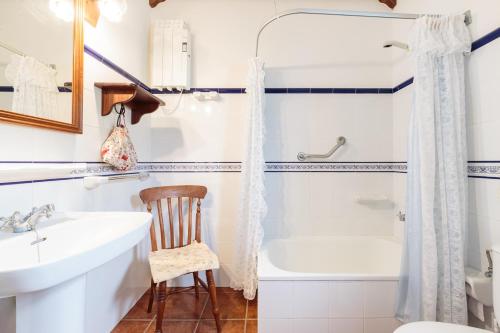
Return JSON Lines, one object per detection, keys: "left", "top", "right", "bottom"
{"left": 258, "top": 236, "right": 403, "bottom": 333}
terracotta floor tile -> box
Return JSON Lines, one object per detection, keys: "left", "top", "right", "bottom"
{"left": 124, "top": 292, "right": 156, "bottom": 320}
{"left": 112, "top": 320, "right": 152, "bottom": 333}
{"left": 196, "top": 320, "right": 245, "bottom": 333}
{"left": 216, "top": 287, "right": 239, "bottom": 293}
{"left": 163, "top": 292, "right": 209, "bottom": 319}
{"left": 201, "top": 292, "right": 246, "bottom": 319}
{"left": 247, "top": 295, "right": 257, "bottom": 319}
{"left": 169, "top": 286, "right": 208, "bottom": 293}
{"left": 146, "top": 320, "right": 198, "bottom": 333}
{"left": 246, "top": 320, "right": 258, "bottom": 333}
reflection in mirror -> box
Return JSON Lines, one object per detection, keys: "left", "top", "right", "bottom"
{"left": 0, "top": 0, "right": 74, "bottom": 123}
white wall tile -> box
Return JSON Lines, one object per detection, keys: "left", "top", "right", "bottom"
{"left": 259, "top": 319, "right": 292, "bottom": 333}
{"left": 258, "top": 281, "right": 294, "bottom": 319}
{"left": 329, "top": 319, "right": 364, "bottom": 333}
{"left": 364, "top": 281, "right": 398, "bottom": 318}
{"left": 0, "top": 123, "right": 35, "bottom": 162}
{"left": 329, "top": 281, "right": 364, "bottom": 318}
{"left": 364, "top": 318, "right": 402, "bottom": 333}
{"left": 292, "top": 281, "right": 330, "bottom": 318}
{"left": 292, "top": 319, "right": 329, "bottom": 333}
{"left": 0, "top": 182, "right": 33, "bottom": 216}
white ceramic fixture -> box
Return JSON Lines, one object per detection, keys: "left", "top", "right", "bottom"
{"left": 395, "top": 245, "right": 500, "bottom": 333}
{"left": 0, "top": 211, "right": 152, "bottom": 333}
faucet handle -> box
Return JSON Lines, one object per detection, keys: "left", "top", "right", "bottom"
{"left": 0, "top": 211, "right": 23, "bottom": 231}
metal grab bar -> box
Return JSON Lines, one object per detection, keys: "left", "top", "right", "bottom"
{"left": 297, "top": 136, "right": 346, "bottom": 161}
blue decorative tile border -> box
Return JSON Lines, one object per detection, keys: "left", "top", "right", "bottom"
{"left": 148, "top": 161, "right": 241, "bottom": 173}
{"left": 468, "top": 161, "right": 500, "bottom": 179}
{"left": 85, "top": 27, "right": 499, "bottom": 96}
{"left": 2, "top": 160, "right": 500, "bottom": 186}
{"left": 265, "top": 161, "right": 407, "bottom": 173}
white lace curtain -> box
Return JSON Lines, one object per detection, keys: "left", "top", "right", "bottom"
{"left": 396, "top": 14, "right": 471, "bottom": 324}
{"left": 229, "top": 57, "right": 267, "bottom": 300}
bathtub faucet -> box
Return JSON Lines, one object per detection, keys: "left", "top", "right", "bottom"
{"left": 0, "top": 204, "right": 55, "bottom": 233}
{"left": 397, "top": 211, "right": 406, "bottom": 222}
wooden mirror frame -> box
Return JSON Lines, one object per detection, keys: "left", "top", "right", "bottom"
{"left": 0, "top": 0, "right": 84, "bottom": 133}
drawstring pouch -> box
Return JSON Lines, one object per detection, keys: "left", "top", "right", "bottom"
{"left": 100, "top": 104, "right": 138, "bottom": 171}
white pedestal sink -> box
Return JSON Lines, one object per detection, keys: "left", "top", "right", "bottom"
{"left": 0, "top": 212, "right": 152, "bottom": 333}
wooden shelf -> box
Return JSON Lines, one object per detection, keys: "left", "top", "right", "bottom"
{"left": 95, "top": 83, "right": 165, "bottom": 124}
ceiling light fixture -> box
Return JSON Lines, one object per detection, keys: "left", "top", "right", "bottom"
{"left": 49, "top": 0, "right": 74, "bottom": 22}
{"left": 98, "top": 0, "right": 127, "bottom": 22}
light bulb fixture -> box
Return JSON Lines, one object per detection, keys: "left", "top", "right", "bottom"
{"left": 98, "top": 0, "right": 127, "bottom": 22}
{"left": 49, "top": 0, "right": 74, "bottom": 22}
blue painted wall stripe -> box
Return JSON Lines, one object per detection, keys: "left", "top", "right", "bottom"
{"left": 471, "top": 27, "right": 500, "bottom": 51}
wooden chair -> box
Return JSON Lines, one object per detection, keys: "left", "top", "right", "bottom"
{"left": 139, "top": 185, "right": 221, "bottom": 333}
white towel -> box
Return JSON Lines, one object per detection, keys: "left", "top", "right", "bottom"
{"left": 5, "top": 54, "right": 59, "bottom": 119}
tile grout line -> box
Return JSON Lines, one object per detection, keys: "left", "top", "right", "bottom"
{"left": 193, "top": 296, "right": 209, "bottom": 333}
{"left": 143, "top": 315, "right": 155, "bottom": 333}
{"left": 244, "top": 299, "right": 249, "bottom": 333}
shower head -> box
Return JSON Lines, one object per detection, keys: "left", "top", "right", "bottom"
{"left": 382, "top": 41, "right": 409, "bottom": 50}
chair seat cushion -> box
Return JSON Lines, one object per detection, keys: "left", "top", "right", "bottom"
{"left": 149, "top": 242, "right": 219, "bottom": 283}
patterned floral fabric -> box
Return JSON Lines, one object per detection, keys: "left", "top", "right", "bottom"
{"left": 101, "top": 126, "right": 138, "bottom": 171}
{"left": 148, "top": 242, "right": 219, "bottom": 283}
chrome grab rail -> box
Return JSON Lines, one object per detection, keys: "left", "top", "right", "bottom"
{"left": 297, "top": 136, "right": 346, "bottom": 161}
{"left": 83, "top": 172, "right": 150, "bottom": 189}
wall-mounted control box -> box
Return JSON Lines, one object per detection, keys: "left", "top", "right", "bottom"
{"left": 150, "top": 20, "right": 191, "bottom": 90}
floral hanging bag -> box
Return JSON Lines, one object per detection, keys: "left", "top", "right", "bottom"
{"left": 101, "top": 104, "right": 138, "bottom": 171}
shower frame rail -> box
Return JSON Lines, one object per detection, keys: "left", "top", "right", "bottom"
{"left": 255, "top": 8, "right": 472, "bottom": 56}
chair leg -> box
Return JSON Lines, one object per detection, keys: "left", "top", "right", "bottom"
{"left": 155, "top": 281, "right": 167, "bottom": 333}
{"left": 206, "top": 270, "right": 221, "bottom": 333}
{"left": 193, "top": 272, "right": 200, "bottom": 298}
{"left": 147, "top": 279, "right": 156, "bottom": 313}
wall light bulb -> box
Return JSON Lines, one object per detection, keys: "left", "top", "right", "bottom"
{"left": 49, "top": 0, "right": 74, "bottom": 22}
{"left": 98, "top": 0, "right": 128, "bottom": 22}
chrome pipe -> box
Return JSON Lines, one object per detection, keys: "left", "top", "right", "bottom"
{"left": 107, "top": 172, "right": 150, "bottom": 181}
{"left": 297, "top": 136, "right": 346, "bottom": 161}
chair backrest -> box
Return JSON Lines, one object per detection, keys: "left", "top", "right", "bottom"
{"left": 139, "top": 185, "right": 207, "bottom": 251}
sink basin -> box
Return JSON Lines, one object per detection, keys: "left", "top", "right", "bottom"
{"left": 0, "top": 211, "right": 152, "bottom": 333}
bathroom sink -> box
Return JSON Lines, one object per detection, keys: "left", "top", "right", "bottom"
{"left": 0, "top": 211, "right": 152, "bottom": 297}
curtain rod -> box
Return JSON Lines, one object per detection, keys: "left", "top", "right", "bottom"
{"left": 255, "top": 8, "right": 472, "bottom": 56}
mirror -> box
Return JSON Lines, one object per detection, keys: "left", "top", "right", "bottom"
{"left": 0, "top": 0, "right": 83, "bottom": 133}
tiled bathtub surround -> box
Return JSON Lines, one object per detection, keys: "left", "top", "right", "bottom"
{"left": 258, "top": 280, "right": 400, "bottom": 333}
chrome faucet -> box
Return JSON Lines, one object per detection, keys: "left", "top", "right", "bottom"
{"left": 0, "top": 204, "right": 55, "bottom": 233}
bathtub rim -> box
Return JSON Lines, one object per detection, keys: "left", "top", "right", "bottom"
{"left": 258, "top": 236, "right": 402, "bottom": 281}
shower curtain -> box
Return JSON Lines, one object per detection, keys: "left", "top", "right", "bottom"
{"left": 229, "top": 57, "right": 267, "bottom": 300}
{"left": 396, "top": 15, "right": 471, "bottom": 324}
